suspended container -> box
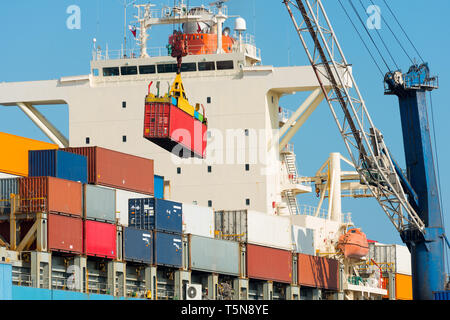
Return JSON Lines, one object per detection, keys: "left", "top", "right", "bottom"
{"left": 247, "top": 244, "right": 293, "bottom": 284}
{"left": 84, "top": 220, "right": 117, "bottom": 259}
{"left": 0, "top": 178, "right": 19, "bottom": 215}
{"left": 83, "top": 184, "right": 116, "bottom": 223}
{"left": 183, "top": 203, "right": 214, "bottom": 238}
{"left": 123, "top": 227, "right": 153, "bottom": 264}
{"left": 47, "top": 213, "right": 83, "bottom": 254}
{"left": 19, "top": 177, "right": 83, "bottom": 217}
{"left": 189, "top": 235, "right": 240, "bottom": 275}
{"left": 62, "top": 146, "right": 154, "bottom": 195}
{"left": 28, "top": 149, "right": 88, "bottom": 184}
{"left": 154, "top": 230, "right": 182, "bottom": 268}
{"left": 297, "top": 253, "right": 340, "bottom": 291}
{"left": 128, "top": 198, "right": 182, "bottom": 234}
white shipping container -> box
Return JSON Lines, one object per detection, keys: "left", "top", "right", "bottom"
{"left": 182, "top": 203, "right": 215, "bottom": 238}
{"left": 0, "top": 173, "right": 20, "bottom": 179}
{"left": 369, "top": 243, "right": 411, "bottom": 275}
{"left": 247, "top": 211, "right": 293, "bottom": 250}
{"left": 114, "top": 189, "right": 152, "bottom": 227}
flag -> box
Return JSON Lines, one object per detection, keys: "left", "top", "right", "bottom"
{"left": 129, "top": 25, "right": 137, "bottom": 38}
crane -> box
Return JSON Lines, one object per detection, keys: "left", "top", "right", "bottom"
{"left": 283, "top": 0, "right": 448, "bottom": 299}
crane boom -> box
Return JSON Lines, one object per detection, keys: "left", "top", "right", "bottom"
{"left": 283, "top": 0, "right": 425, "bottom": 235}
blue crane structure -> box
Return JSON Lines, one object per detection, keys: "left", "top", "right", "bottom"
{"left": 283, "top": 0, "right": 449, "bottom": 299}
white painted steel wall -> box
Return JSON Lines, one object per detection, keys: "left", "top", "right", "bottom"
{"left": 182, "top": 203, "right": 215, "bottom": 238}
{"left": 247, "top": 211, "right": 292, "bottom": 250}
{"left": 291, "top": 225, "right": 315, "bottom": 255}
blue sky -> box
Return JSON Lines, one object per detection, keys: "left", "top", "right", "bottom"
{"left": 0, "top": 0, "right": 449, "bottom": 246}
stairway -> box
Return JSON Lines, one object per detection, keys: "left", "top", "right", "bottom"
{"left": 281, "top": 144, "right": 300, "bottom": 215}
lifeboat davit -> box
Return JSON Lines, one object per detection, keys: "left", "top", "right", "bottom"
{"left": 337, "top": 228, "right": 369, "bottom": 259}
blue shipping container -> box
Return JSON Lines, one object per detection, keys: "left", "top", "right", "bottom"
{"left": 154, "top": 175, "right": 164, "bottom": 199}
{"left": 0, "top": 263, "right": 12, "bottom": 300}
{"left": 124, "top": 227, "right": 153, "bottom": 264}
{"left": 29, "top": 150, "right": 88, "bottom": 184}
{"left": 128, "top": 198, "right": 182, "bottom": 233}
{"left": 433, "top": 291, "right": 450, "bottom": 300}
{"left": 154, "top": 231, "right": 182, "bottom": 268}
{"left": 0, "top": 178, "right": 18, "bottom": 215}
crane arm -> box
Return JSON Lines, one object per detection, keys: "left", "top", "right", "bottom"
{"left": 283, "top": 0, "right": 425, "bottom": 234}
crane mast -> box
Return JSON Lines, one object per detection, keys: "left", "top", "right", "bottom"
{"left": 283, "top": 0, "right": 446, "bottom": 299}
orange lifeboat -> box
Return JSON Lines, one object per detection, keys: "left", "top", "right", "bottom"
{"left": 337, "top": 228, "right": 369, "bottom": 259}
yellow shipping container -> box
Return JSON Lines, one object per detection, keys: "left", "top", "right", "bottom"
{"left": 0, "top": 132, "right": 58, "bottom": 176}
{"left": 395, "top": 273, "right": 413, "bottom": 300}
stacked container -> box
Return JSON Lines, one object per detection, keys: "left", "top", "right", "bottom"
{"left": 128, "top": 198, "right": 183, "bottom": 267}
{"left": 0, "top": 178, "right": 19, "bottom": 215}
{"left": 297, "top": 253, "right": 340, "bottom": 291}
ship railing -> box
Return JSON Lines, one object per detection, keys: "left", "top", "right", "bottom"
{"left": 296, "top": 204, "right": 353, "bottom": 224}
{"left": 12, "top": 274, "right": 51, "bottom": 289}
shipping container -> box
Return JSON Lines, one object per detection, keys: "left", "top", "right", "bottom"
{"left": 123, "top": 227, "right": 153, "bottom": 264}
{"left": 154, "top": 230, "right": 182, "bottom": 268}
{"left": 62, "top": 146, "right": 154, "bottom": 195}
{"left": 189, "top": 235, "right": 239, "bottom": 275}
{"left": 183, "top": 203, "right": 214, "bottom": 238}
{"left": 144, "top": 102, "right": 207, "bottom": 158}
{"left": 107, "top": 188, "right": 151, "bottom": 227}
{"left": 0, "top": 178, "right": 19, "bottom": 214}
{"left": 48, "top": 213, "right": 83, "bottom": 254}
{"left": 84, "top": 184, "right": 116, "bottom": 223}
{"left": 128, "top": 198, "right": 182, "bottom": 234}
{"left": 247, "top": 244, "right": 292, "bottom": 284}
{"left": 0, "top": 263, "right": 12, "bottom": 300}
{"left": 297, "top": 253, "right": 340, "bottom": 290}
{"left": 291, "top": 225, "right": 315, "bottom": 255}
{"left": 154, "top": 175, "right": 164, "bottom": 199}
{"left": 0, "top": 132, "right": 58, "bottom": 177}
{"left": 29, "top": 149, "right": 88, "bottom": 184}
{"left": 215, "top": 210, "right": 292, "bottom": 250}
{"left": 19, "top": 177, "right": 83, "bottom": 217}
{"left": 368, "top": 243, "right": 411, "bottom": 275}
{"left": 395, "top": 273, "right": 412, "bottom": 300}
{"left": 433, "top": 291, "right": 450, "bottom": 300}
{"left": 84, "top": 220, "right": 117, "bottom": 259}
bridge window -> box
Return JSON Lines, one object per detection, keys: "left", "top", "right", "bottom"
{"left": 181, "top": 63, "right": 197, "bottom": 72}
{"left": 198, "top": 61, "right": 215, "bottom": 71}
{"left": 121, "top": 66, "right": 138, "bottom": 75}
{"left": 139, "top": 65, "right": 156, "bottom": 74}
{"left": 157, "top": 64, "right": 177, "bottom": 73}
{"left": 216, "top": 60, "right": 234, "bottom": 70}
{"left": 103, "top": 67, "right": 120, "bottom": 76}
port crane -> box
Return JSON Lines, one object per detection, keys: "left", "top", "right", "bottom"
{"left": 283, "top": 0, "right": 448, "bottom": 299}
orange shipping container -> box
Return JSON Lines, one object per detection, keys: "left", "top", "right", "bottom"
{"left": 247, "top": 244, "right": 292, "bottom": 284}
{"left": 19, "top": 177, "right": 83, "bottom": 217}
{"left": 298, "top": 253, "right": 340, "bottom": 290}
{"left": 0, "top": 132, "right": 58, "bottom": 176}
{"left": 395, "top": 274, "right": 413, "bottom": 300}
{"left": 48, "top": 213, "right": 83, "bottom": 254}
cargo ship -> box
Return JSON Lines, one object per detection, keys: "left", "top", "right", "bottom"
{"left": 0, "top": 1, "right": 413, "bottom": 300}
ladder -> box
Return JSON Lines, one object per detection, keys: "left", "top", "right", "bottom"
{"left": 282, "top": 144, "right": 300, "bottom": 215}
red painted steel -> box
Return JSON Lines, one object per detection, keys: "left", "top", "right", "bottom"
{"left": 48, "top": 213, "right": 83, "bottom": 254}
{"left": 144, "top": 103, "right": 207, "bottom": 158}
{"left": 247, "top": 244, "right": 293, "bottom": 284}
{"left": 62, "top": 146, "right": 154, "bottom": 195}
{"left": 297, "top": 253, "right": 340, "bottom": 290}
{"left": 84, "top": 220, "right": 117, "bottom": 259}
{"left": 18, "top": 177, "right": 82, "bottom": 217}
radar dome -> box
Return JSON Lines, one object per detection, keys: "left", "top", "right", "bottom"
{"left": 234, "top": 17, "right": 247, "bottom": 32}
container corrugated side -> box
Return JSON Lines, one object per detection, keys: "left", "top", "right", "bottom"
{"left": 84, "top": 220, "right": 117, "bottom": 259}
{"left": 0, "top": 178, "right": 19, "bottom": 215}
{"left": 48, "top": 213, "right": 83, "bottom": 254}
{"left": 433, "top": 291, "right": 450, "bottom": 300}
{"left": 298, "top": 253, "right": 340, "bottom": 290}
{"left": 84, "top": 184, "right": 116, "bottom": 223}
{"left": 29, "top": 149, "right": 88, "bottom": 184}
{"left": 291, "top": 225, "right": 315, "bottom": 255}
{"left": 368, "top": 243, "right": 411, "bottom": 275}
{"left": 214, "top": 210, "right": 248, "bottom": 242}
{"left": 19, "top": 176, "right": 83, "bottom": 217}
{"left": 62, "top": 146, "right": 154, "bottom": 195}
{"left": 183, "top": 203, "right": 214, "bottom": 238}
{"left": 0, "top": 132, "right": 58, "bottom": 177}
{"left": 123, "top": 227, "right": 153, "bottom": 264}
{"left": 112, "top": 189, "right": 152, "bottom": 227}
{"left": 154, "top": 230, "right": 182, "bottom": 267}
{"left": 0, "top": 263, "right": 12, "bottom": 300}
{"left": 189, "top": 235, "right": 239, "bottom": 275}
{"left": 247, "top": 244, "right": 292, "bottom": 283}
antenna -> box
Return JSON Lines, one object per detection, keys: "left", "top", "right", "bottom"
{"left": 209, "top": 0, "right": 229, "bottom": 8}
{"left": 123, "top": 0, "right": 137, "bottom": 58}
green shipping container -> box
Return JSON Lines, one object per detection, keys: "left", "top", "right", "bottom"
{"left": 84, "top": 184, "right": 116, "bottom": 223}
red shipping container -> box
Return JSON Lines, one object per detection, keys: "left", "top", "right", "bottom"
{"left": 84, "top": 220, "right": 117, "bottom": 259}
{"left": 62, "top": 146, "right": 154, "bottom": 195}
{"left": 247, "top": 244, "right": 293, "bottom": 284}
{"left": 48, "top": 213, "right": 83, "bottom": 254}
{"left": 19, "top": 177, "right": 82, "bottom": 217}
{"left": 298, "top": 253, "right": 340, "bottom": 290}
{"left": 144, "top": 103, "right": 207, "bottom": 158}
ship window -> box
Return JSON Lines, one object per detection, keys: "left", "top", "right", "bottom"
{"left": 92, "top": 69, "right": 99, "bottom": 76}
{"left": 207, "top": 97, "right": 211, "bottom": 104}
{"left": 181, "top": 63, "right": 197, "bottom": 72}
{"left": 177, "top": 167, "right": 181, "bottom": 174}
{"left": 245, "top": 129, "right": 249, "bottom": 136}
{"left": 121, "top": 66, "right": 138, "bottom": 75}
{"left": 208, "top": 200, "right": 212, "bottom": 207}
{"left": 85, "top": 137, "right": 90, "bottom": 145}
{"left": 245, "top": 164, "right": 250, "bottom": 171}
{"left": 122, "top": 135, "right": 127, "bottom": 142}
{"left": 103, "top": 67, "right": 120, "bottom": 76}
{"left": 122, "top": 101, "right": 126, "bottom": 108}
{"left": 139, "top": 65, "right": 156, "bottom": 74}
{"left": 216, "top": 60, "right": 234, "bottom": 70}
{"left": 157, "top": 64, "right": 177, "bottom": 73}
{"left": 246, "top": 199, "right": 250, "bottom": 206}
{"left": 207, "top": 166, "right": 212, "bottom": 173}
{"left": 198, "top": 61, "right": 215, "bottom": 71}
